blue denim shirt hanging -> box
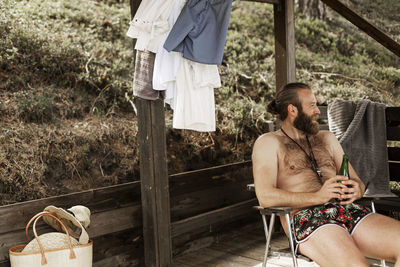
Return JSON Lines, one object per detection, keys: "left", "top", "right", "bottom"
{"left": 163, "top": 0, "right": 234, "bottom": 65}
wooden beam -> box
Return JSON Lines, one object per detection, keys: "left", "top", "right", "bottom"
{"left": 130, "top": 0, "right": 141, "bottom": 19}
{"left": 274, "top": 0, "right": 296, "bottom": 92}
{"left": 136, "top": 98, "right": 172, "bottom": 267}
{"left": 129, "top": 0, "right": 142, "bottom": 50}
{"left": 320, "top": 0, "right": 400, "bottom": 58}
{"left": 242, "top": 0, "right": 280, "bottom": 4}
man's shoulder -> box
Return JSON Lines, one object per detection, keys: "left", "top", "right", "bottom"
{"left": 314, "top": 130, "right": 340, "bottom": 149}
{"left": 254, "top": 131, "right": 282, "bottom": 148}
{"left": 252, "top": 131, "right": 282, "bottom": 159}
{"left": 316, "top": 130, "right": 337, "bottom": 141}
{"left": 257, "top": 130, "right": 282, "bottom": 140}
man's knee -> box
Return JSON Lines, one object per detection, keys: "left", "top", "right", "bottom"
{"left": 348, "top": 257, "right": 369, "bottom": 267}
{"left": 391, "top": 246, "right": 400, "bottom": 262}
{"left": 311, "top": 254, "right": 369, "bottom": 267}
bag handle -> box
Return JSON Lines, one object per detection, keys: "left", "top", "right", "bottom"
{"left": 24, "top": 212, "right": 76, "bottom": 265}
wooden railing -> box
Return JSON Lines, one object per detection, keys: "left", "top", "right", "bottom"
{"left": 0, "top": 161, "right": 255, "bottom": 266}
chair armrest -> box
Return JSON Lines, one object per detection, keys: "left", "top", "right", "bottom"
{"left": 247, "top": 183, "right": 255, "bottom": 192}
{"left": 362, "top": 192, "right": 398, "bottom": 200}
{"left": 248, "top": 184, "right": 293, "bottom": 216}
{"left": 358, "top": 193, "right": 399, "bottom": 212}
{"left": 253, "top": 205, "right": 292, "bottom": 216}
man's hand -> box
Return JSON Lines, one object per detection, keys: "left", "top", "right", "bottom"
{"left": 338, "top": 178, "right": 363, "bottom": 205}
{"left": 315, "top": 177, "right": 347, "bottom": 204}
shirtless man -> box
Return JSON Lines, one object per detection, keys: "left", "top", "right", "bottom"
{"left": 252, "top": 82, "right": 400, "bottom": 266}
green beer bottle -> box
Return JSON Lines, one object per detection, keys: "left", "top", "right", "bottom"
{"left": 337, "top": 154, "right": 350, "bottom": 182}
{"left": 336, "top": 154, "right": 351, "bottom": 202}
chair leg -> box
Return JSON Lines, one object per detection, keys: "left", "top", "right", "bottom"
{"left": 285, "top": 213, "right": 298, "bottom": 267}
{"left": 262, "top": 213, "right": 275, "bottom": 267}
{"left": 370, "top": 201, "right": 386, "bottom": 267}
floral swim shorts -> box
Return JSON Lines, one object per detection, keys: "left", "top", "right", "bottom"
{"left": 292, "top": 202, "right": 372, "bottom": 255}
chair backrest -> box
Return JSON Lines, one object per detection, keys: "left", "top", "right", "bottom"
{"left": 386, "top": 107, "right": 400, "bottom": 182}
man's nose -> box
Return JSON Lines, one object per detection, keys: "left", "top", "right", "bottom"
{"left": 314, "top": 107, "right": 321, "bottom": 114}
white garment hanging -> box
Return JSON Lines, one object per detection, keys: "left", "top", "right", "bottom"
{"left": 126, "top": 0, "right": 177, "bottom": 53}
{"left": 153, "top": 0, "right": 187, "bottom": 110}
{"left": 173, "top": 59, "right": 221, "bottom": 132}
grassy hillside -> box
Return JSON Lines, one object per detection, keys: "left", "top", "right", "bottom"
{"left": 0, "top": 0, "right": 399, "bottom": 204}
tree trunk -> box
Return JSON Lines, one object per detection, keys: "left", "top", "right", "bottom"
{"left": 297, "top": 0, "right": 327, "bottom": 20}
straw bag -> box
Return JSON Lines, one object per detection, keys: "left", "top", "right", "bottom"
{"left": 9, "top": 212, "right": 93, "bottom": 267}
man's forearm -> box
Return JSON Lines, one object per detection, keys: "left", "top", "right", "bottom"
{"left": 257, "top": 188, "right": 321, "bottom": 209}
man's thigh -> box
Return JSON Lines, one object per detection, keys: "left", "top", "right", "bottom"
{"left": 298, "top": 225, "right": 368, "bottom": 267}
{"left": 352, "top": 213, "right": 400, "bottom": 262}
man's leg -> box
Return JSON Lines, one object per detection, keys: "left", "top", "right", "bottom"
{"left": 352, "top": 213, "right": 400, "bottom": 266}
{"left": 298, "top": 225, "right": 369, "bottom": 267}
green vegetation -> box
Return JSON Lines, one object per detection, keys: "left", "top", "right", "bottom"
{"left": 0, "top": 0, "right": 399, "bottom": 203}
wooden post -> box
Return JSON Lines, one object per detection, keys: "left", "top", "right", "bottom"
{"left": 274, "top": 0, "right": 296, "bottom": 92}
{"left": 129, "top": 1, "right": 172, "bottom": 266}
{"left": 130, "top": 0, "right": 141, "bottom": 49}
{"left": 136, "top": 99, "right": 172, "bottom": 267}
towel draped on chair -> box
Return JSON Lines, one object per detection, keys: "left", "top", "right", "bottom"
{"left": 328, "top": 99, "right": 392, "bottom": 195}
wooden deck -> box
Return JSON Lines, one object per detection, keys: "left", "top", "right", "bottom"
{"left": 173, "top": 222, "right": 394, "bottom": 267}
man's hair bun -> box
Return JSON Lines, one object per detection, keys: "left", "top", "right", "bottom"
{"left": 267, "top": 99, "right": 279, "bottom": 115}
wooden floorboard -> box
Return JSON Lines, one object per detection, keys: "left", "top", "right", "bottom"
{"left": 174, "top": 247, "right": 261, "bottom": 267}
{"left": 173, "top": 221, "right": 394, "bottom": 267}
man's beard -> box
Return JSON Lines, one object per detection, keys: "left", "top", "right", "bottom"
{"left": 293, "top": 110, "right": 320, "bottom": 135}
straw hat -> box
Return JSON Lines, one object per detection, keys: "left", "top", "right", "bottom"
{"left": 22, "top": 232, "right": 80, "bottom": 252}
{"left": 43, "top": 205, "right": 91, "bottom": 244}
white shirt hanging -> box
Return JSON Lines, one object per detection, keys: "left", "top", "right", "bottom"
{"left": 126, "top": 0, "right": 177, "bottom": 53}
{"left": 173, "top": 58, "right": 221, "bottom": 132}
{"left": 153, "top": 0, "right": 187, "bottom": 110}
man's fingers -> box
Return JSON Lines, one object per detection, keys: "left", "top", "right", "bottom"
{"left": 340, "top": 197, "right": 355, "bottom": 205}
{"left": 328, "top": 177, "right": 342, "bottom": 183}
{"left": 331, "top": 183, "right": 347, "bottom": 191}
{"left": 341, "top": 180, "right": 354, "bottom": 186}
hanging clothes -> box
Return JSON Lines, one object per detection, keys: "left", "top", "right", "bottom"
{"left": 173, "top": 58, "right": 221, "bottom": 132}
{"left": 126, "top": 0, "right": 177, "bottom": 53}
{"left": 163, "top": 0, "right": 234, "bottom": 65}
{"left": 153, "top": 0, "right": 187, "bottom": 110}
{"left": 133, "top": 50, "right": 164, "bottom": 100}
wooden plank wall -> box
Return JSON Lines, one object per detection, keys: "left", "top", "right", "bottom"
{"left": 0, "top": 182, "right": 143, "bottom": 267}
{"left": 386, "top": 107, "right": 400, "bottom": 182}
{"left": 0, "top": 161, "right": 256, "bottom": 266}
{"left": 170, "top": 161, "right": 257, "bottom": 256}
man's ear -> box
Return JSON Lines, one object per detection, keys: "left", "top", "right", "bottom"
{"left": 287, "top": 104, "right": 297, "bottom": 116}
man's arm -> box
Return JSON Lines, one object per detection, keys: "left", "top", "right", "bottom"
{"left": 325, "top": 131, "right": 365, "bottom": 204}
{"left": 252, "top": 133, "right": 345, "bottom": 209}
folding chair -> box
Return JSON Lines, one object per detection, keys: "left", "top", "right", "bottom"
{"left": 247, "top": 183, "right": 389, "bottom": 267}
{"left": 253, "top": 204, "right": 298, "bottom": 267}
{"left": 247, "top": 184, "right": 300, "bottom": 267}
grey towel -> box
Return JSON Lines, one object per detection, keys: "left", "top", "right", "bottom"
{"left": 133, "top": 50, "right": 164, "bottom": 100}
{"left": 328, "top": 99, "right": 392, "bottom": 195}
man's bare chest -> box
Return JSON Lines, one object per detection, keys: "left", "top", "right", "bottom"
{"left": 277, "top": 135, "right": 336, "bottom": 192}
